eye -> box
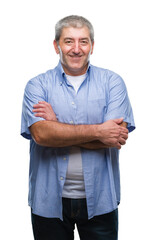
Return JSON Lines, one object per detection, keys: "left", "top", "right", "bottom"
{"left": 66, "top": 41, "right": 72, "bottom": 44}
{"left": 64, "top": 40, "right": 74, "bottom": 45}
{"left": 80, "top": 40, "right": 89, "bottom": 45}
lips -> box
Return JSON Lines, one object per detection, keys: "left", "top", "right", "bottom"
{"left": 67, "top": 55, "right": 84, "bottom": 63}
{"left": 69, "top": 55, "right": 83, "bottom": 58}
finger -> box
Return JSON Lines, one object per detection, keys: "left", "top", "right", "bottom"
{"left": 38, "top": 101, "right": 50, "bottom": 107}
{"left": 33, "top": 104, "right": 40, "bottom": 108}
{"left": 116, "top": 143, "right": 121, "bottom": 149}
{"left": 33, "top": 108, "right": 45, "bottom": 113}
{"left": 34, "top": 101, "right": 49, "bottom": 107}
{"left": 38, "top": 101, "right": 53, "bottom": 108}
{"left": 119, "top": 137, "right": 126, "bottom": 145}
{"left": 33, "top": 103, "right": 46, "bottom": 108}
{"left": 120, "top": 127, "right": 128, "bottom": 134}
{"left": 34, "top": 113, "right": 46, "bottom": 118}
{"left": 120, "top": 132, "right": 128, "bottom": 140}
{"left": 38, "top": 101, "right": 47, "bottom": 104}
{"left": 111, "top": 140, "right": 122, "bottom": 149}
{"left": 34, "top": 113, "right": 56, "bottom": 121}
{"left": 33, "top": 104, "right": 45, "bottom": 109}
{"left": 113, "top": 118, "right": 124, "bottom": 125}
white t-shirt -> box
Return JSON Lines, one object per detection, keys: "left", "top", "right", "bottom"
{"left": 65, "top": 73, "right": 87, "bottom": 93}
{"left": 62, "top": 73, "right": 87, "bottom": 199}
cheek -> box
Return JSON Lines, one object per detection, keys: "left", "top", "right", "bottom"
{"left": 82, "top": 47, "right": 92, "bottom": 55}
{"left": 61, "top": 45, "right": 72, "bottom": 53}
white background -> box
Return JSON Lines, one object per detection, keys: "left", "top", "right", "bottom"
{"left": 0, "top": 0, "right": 156, "bottom": 239}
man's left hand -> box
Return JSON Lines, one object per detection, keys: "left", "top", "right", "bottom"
{"left": 33, "top": 101, "right": 57, "bottom": 121}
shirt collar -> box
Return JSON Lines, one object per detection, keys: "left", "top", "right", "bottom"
{"left": 56, "top": 60, "right": 91, "bottom": 85}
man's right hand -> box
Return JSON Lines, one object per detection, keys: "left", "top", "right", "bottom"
{"left": 96, "top": 118, "right": 128, "bottom": 149}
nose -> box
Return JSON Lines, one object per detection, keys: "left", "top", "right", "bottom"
{"left": 72, "top": 42, "right": 80, "bottom": 54}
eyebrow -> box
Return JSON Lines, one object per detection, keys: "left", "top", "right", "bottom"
{"left": 64, "top": 38, "right": 73, "bottom": 41}
{"left": 80, "top": 38, "right": 89, "bottom": 41}
{"left": 64, "top": 37, "right": 89, "bottom": 41}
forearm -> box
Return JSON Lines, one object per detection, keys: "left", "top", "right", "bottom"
{"left": 31, "top": 102, "right": 128, "bottom": 149}
{"left": 30, "top": 120, "right": 98, "bottom": 147}
{"left": 78, "top": 141, "right": 110, "bottom": 150}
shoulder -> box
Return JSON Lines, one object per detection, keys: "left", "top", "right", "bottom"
{"left": 25, "top": 69, "right": 55, "bottom": 92}
{"left": 90, "top": 64, "right": 125, "bottom": 85}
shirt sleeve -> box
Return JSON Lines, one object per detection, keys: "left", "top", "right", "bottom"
{"left": 21, "top": 76, "right": 46, "bottom": 139}
{"left": 104, "top": 73, "right": 135, "bottom": 133}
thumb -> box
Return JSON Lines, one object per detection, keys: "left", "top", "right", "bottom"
{"left": 113, "top": 117, "right": 124, "bottom": 124}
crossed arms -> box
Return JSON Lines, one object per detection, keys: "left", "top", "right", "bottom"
{"left": 29, "top": 101, "right": 128, "bottom": 150}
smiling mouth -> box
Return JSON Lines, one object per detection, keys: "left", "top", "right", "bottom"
{"left": 69, "top": 55, "right": 83, "bottom": 58}
{"left": 68, "top": 56, "right": 83, "bottom": 62}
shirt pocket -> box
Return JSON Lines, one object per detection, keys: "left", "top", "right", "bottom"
{"left": 87, "top": 98, "right": 107, "bottom": 124}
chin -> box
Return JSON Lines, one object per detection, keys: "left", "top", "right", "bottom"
{"left": 70, "top": 60, "right": 87, "bottom": 68}
{"left": 62, "top": 60, "right": 88, "bottom": 75}
{"left": 67, "top": 63, "right": 81, "bottom": 69}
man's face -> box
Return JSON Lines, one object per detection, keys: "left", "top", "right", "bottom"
{"left": 54, "top": 26, "right": 94, "bottom": 76}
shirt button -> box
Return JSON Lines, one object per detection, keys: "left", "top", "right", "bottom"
{"left": 70, "top": 120, "right": 74, "bottom": 124}
{"left": 71, "top": 102, "right": 75, "bottom": 105}
{"left": 60, "top": 177, "right": 64, "bottom": 180}
{"left": 63, "top": 157, "right": 66, "bottom": 160}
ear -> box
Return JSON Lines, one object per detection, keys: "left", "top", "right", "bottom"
{"left": 53, "top": 40, "right": 60, "bottom": 54}
{"left": 91, "top": 41, "right": 94, "bottom": 55}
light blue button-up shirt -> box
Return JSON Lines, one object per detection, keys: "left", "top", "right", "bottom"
{"left": 21, "top": 61, "right": 135, "bottom": 220}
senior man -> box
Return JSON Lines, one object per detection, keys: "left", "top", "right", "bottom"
{"left": 21, "top": 15, "right": 135, "bottom": 240}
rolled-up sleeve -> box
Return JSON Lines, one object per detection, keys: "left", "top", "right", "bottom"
{"left": 21, "top": 76, "right": 46, "bottom": 139}
{"left": 104, "top": 74, "right": 135, "bottom": 133}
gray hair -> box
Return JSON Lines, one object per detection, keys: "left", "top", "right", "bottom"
{"left": 55, "top": 15, "right": 94, "bottom": 44}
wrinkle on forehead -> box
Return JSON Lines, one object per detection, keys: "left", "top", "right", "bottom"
{"left": 60, "top": 26, "right": 90, "bottom": 41}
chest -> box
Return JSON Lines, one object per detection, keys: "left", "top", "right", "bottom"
{"left": 46, "top": 78, "right": 108, "bottom": 124}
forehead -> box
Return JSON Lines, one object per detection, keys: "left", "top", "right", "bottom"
{"left": 60, "top": 26, "right": 90, "bottom": 40}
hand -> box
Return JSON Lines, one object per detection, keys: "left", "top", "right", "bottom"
{"left": 32, "top": 101, "right": 57, "bottom": 121}
{"left": 97, "top": 118, "right": 128, "bottom": 149}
